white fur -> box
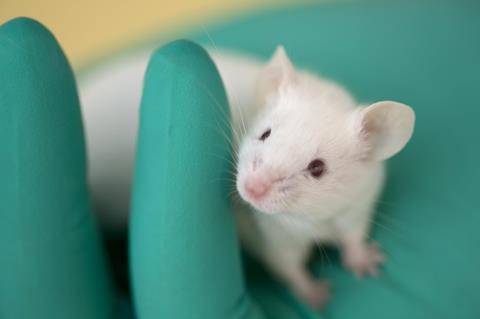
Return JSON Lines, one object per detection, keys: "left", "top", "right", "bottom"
{"left": 213, "top": 47, "right": 414, "bottom": 307}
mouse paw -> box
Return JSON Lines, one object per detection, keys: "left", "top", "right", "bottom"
{"left": 342, "top": 242, "right": 385, "bottom": 278}
{"left": 295, "top": 280, "right": 331, "bottom": 310}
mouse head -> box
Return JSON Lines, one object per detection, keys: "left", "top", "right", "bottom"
{"left": 235, "top": 46, "right": 415, "bottom": 216}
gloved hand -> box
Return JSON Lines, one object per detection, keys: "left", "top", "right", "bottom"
{"left": 0, "top": 18, "right": 303, "bottom": 319}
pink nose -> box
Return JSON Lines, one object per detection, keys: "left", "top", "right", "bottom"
{"left": 245, "top": 176, "right": 271, "bottom": 200}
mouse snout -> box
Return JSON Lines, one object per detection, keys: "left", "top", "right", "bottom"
{"left": 245, "top": 175, "right": 271, "bottom": 200}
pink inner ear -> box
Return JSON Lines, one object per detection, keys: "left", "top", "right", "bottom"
{"left": 356, "top": 101, "right": 415, "bottom": 161}
{"left": 348, "top": 107, "right": 380, "bottom": 161}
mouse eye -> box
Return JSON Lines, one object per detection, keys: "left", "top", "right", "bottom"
{"left": 307, "top": 159, "right": 326, "bottom": 178}
{"left": 259, "top": 128, "right": 271, "bottom": 141}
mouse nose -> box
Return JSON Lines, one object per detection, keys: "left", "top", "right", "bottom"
{"left": 245, "top": 176, "right": 271, "bottom": 200}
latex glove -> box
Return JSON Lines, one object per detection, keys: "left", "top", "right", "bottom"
{"left": 0, "top": 18, "right": 113, "bottom": 319}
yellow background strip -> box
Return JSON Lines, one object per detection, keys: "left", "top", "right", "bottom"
{"left": 1, "top": 0, "right": 293, "bottom": 68}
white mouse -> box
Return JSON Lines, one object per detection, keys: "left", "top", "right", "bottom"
{"left": 80, "top": 45, "right": 415, "bottom": 309}
{"left": 211, "top": 47, "right": 415, "bottom": 308}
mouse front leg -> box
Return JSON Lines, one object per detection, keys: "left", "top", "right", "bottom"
{"left": 341, "top": 236, "right": 385, "bottom": 278}
{"left": 263, "top": 244, "right": 331, "bottom": 309}
{"left": 335, "top": 208, "right": 386, "bottom": 278}
{"left": 283, "top": 265, "right": 331, "bottom": 309}
{"left": 236, "top": 209, "right": 331, "bottom": 308}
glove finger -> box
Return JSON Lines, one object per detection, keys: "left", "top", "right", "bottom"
{"left": 130, "top": 40, "right": 264, "bottom": 319}
{"left": 0, "top": 18, "right": 114, "bottom": 319}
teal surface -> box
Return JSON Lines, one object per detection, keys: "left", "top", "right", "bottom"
{"left": 0, "top": 18, "right": 114, "bottom": 318}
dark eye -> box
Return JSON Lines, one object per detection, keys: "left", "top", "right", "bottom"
{"left": 259, "top": 128, "right": 271, "bottom": 141}
{"left": 307, "top": 159, "right": 326, "bottom": 178}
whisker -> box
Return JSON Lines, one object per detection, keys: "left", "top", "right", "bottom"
{"left": 200, "top": 24, "right": 218, "bottom": 51}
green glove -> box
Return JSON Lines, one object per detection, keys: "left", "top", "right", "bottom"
{"left": 129, "top": 39, "right": 265, "bottom": 319}
{"left": 0, "top": 18, "right": 113, "bottom": 319}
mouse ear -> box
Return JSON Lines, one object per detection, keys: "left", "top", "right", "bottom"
{"left": 256, "top": 46, "right": 297, "bottom": 104}
{"left": 354, "top": 101, "right": 415, "bottom": 161}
